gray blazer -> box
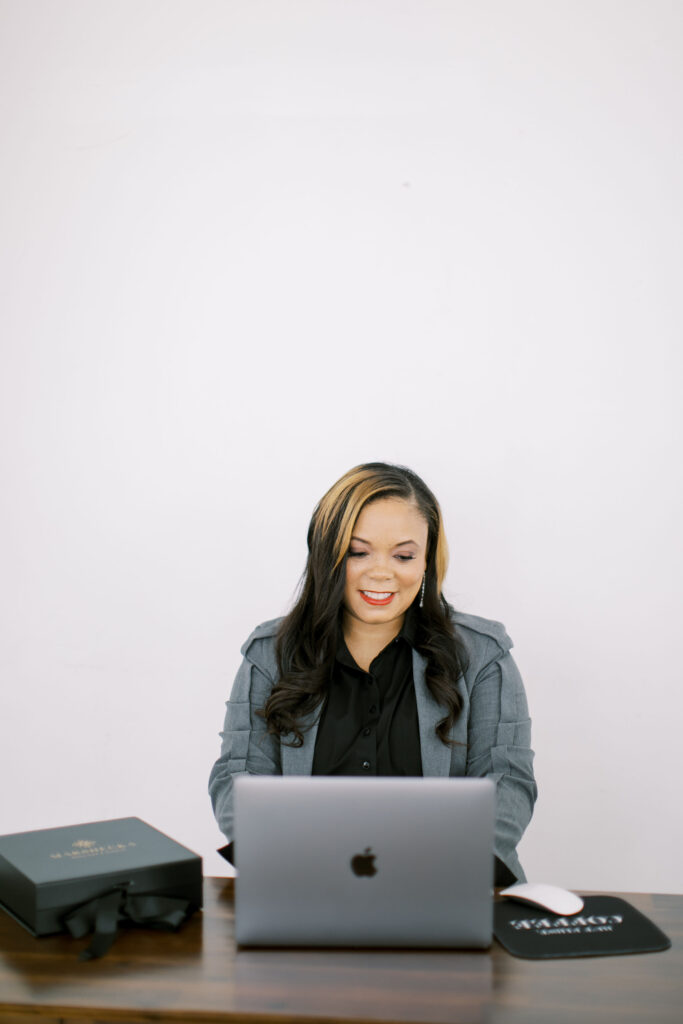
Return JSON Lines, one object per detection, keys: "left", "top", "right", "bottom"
{"left": 209, "top": 610, "right": 537, "bottom": 881}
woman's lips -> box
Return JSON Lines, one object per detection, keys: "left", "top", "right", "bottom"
{"left": 360, "top": 591, "right": 396, "bottom": 606}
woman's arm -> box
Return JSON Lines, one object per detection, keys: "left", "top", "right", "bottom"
{"left": 209, "top": 636, "right": 282, "bottom": 841}
{"left": 465, "top": 649, "right": 537, "bottom": 882}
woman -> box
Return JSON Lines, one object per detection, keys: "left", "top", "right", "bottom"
{"left": 209, "top": 462, "right": 536, "bottom": 883}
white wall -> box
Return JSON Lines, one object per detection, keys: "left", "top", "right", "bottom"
{"left": 1, "top": 0, "right": 681, "bottom": 892}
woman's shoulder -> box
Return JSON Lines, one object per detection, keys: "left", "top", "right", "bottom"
{"left": 238, "top": 616, "right": 285, "bottom": 676}
{"left": 448, "top": 608, "right": 513, "bottom": 659}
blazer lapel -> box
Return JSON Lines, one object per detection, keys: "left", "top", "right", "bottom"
{"left": 280, "top": 709, "right": 320, "bottom": 776}
{"left": 413, "top": 648, "right": 452, "bottom": 777}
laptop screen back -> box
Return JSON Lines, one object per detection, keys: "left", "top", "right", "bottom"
{"left": 234, "top": 775, "right": 495, "bottom": 948}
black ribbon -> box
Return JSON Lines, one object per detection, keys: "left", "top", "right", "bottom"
{"left": 63, "top": 884, "right": 194, "bottom": 960}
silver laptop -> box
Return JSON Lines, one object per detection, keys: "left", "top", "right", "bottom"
{"left": 233, "top": 775, "right": 495, "bottom": 948}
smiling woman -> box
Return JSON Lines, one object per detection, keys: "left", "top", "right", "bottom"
{"left": 209, "top": 462, "right": 537, "bottom": 884}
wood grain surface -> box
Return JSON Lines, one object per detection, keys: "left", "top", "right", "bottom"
{"left": 0, "top": 878, "right": 680, "bottom": 1024}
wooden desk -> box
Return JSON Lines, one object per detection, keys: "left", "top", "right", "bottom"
{"left": 0, "top": 878, "right": 680, "bottom": 1024}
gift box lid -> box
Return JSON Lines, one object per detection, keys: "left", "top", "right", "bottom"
{"left": 0, "top": 817, "right": 198, "bottom": 882}
{"left": 0, "top": 817, "right": 202, "bottom": 932}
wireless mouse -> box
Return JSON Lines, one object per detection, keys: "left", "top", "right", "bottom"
{"left": 500, "top": 882, "right": 585, "bottom": 916}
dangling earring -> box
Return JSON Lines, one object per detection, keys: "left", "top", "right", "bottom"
{"left": 419, "top": 572, "right": 426, "bottom": 608}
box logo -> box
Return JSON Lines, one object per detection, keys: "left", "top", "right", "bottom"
{"left": 49, "top": 839, "right": 137, "bottom": 860}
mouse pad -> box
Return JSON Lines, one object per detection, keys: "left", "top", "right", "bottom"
{"left": 494, "top": 896, "right": 671, "bottom": 959}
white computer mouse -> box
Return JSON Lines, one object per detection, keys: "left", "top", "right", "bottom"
{"left": 500, "top": 882, "right": 585, "bottom": 916}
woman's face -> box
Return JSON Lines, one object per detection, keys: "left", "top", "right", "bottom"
{"left": 343, "top": 497, "right": 429, "bottom": 630}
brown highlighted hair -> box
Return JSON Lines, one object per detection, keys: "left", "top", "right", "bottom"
{"left": 261, "top": 462, "right": 467, "bottom": 746}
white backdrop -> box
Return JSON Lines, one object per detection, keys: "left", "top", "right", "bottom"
{"left": 1, "top": 0, "right": 682, "bottom": 892}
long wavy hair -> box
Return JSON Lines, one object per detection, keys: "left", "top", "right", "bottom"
{"left": 260, "top": 462, "right": 468, "bottom": 746}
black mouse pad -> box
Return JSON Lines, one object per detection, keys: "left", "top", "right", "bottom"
{"left": 494, "top": 896, "right": 671, "bottom": 959}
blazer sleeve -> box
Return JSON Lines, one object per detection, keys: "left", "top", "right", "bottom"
{"left": 465, "top": 647, "right": 537, "bottom": 882}
{"left": 208, "top": 631, "right": 282, "bottom": 841}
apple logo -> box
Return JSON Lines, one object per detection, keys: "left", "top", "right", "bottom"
{"left": 350, "top": 847, "right": 377, "bottom": 877}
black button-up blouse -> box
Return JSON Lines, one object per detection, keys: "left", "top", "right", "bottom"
{"left": 312, "top": 608, "right": 423, "bottom": 777}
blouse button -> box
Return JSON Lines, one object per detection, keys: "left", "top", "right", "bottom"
{"left": 362, "top": 760, "right": 371, "bottom": 770}
{"left": 363, "top": 727, "right": 371, "bottom": 736}
{"left": 369, "top": 705, "right": 377, "bottom": 714}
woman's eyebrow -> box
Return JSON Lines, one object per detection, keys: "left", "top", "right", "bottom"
{"left": 350, "top": 536, "right": 418, "bottom": 547}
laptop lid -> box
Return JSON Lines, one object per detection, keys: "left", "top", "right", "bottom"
{"left": 233, "top": 775, "right": 495, "bottom": 948}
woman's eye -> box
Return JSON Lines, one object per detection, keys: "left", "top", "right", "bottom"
{"left": 348, "top": 551, "right": 415, "bottom": 560}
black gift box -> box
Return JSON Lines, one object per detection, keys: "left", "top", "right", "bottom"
{"left": 0, "top": 817, "right": 202, "bottom": 937}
